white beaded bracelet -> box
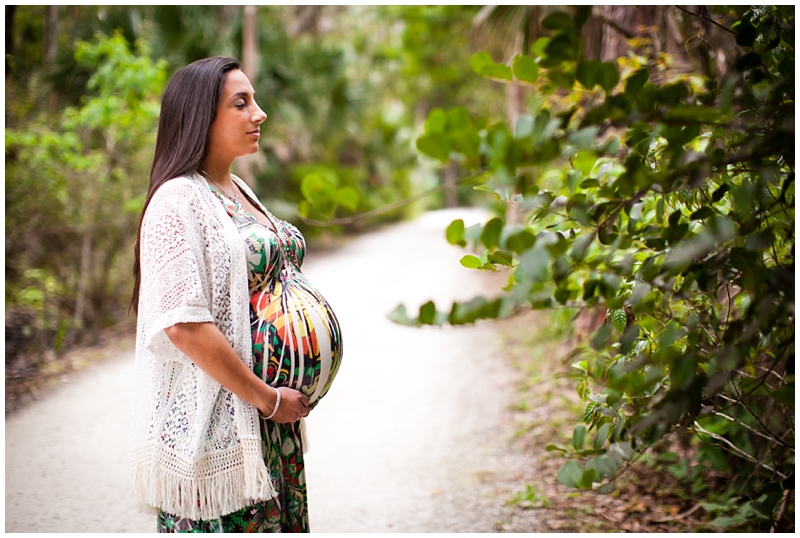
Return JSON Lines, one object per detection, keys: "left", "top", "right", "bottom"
{"left": 264, "top": 386, "right": 281, "bottom": 420}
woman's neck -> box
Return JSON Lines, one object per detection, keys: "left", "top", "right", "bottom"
{"left": 198, "top": 161, "right": 234, "bottom": 189}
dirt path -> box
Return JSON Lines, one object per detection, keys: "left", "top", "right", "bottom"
{"left": 5, "top": 208, "right": 544, "bottom": 533}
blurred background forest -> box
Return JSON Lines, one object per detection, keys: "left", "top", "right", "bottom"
{"left": 5, "top": 5, "right": 794, "bottom": 531}
{"left": 5, "top": 5, "right": 508, "bottom": 359}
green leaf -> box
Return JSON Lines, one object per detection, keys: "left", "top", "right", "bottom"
{"left": 446, "top": 107, "right": 472, "bottom": 131}
{"left": 541, "top": 11, "right": 575, "bottom": 30}
{"left": 690, "top": 206, "right": 714, "bottom": 220}
{"left": 418, "top": 301, "right": 437, "bottom": 325}
{"left": 568, "top": 127, "right": 598, "bottom": 151}
{"left": 470, "top": 51, "right": 493, "bottom": 72}
{"left": 610, "top": 309, "right": 627, "bottom": 333}
{"left": 597, "top": 62, "right": 620, "bottom": 92}
{"left": 480, "top": 217, "right": 504, "bottom": 249}
{"left": 532, "top": 37, "right": 550, "bottom": 58}
{"left": 449, "top": 131, "right": 480, "bottom": 159}
{"left": 670, "top": 355, "right": 695, "bottom": 390}
{"left": 572, "top": 150, "right": 597, "bottom": 176}
{"left": 416, "top": 133, "right": 450, "bottom": 162}
{"left": 594, "top": 423, "right": 610, "bottom": 450}
{"left": 711, "top": 515, "right": 748, "bottom": 529}
{"left": 545, "top": 443, "right": 569, "bottom": 454}
{"left": 300, "top": 172, "right": 336, "bottom": 204}
{"left": 519, "top": 245, "right": 549, "bottom": 283}
{"left": 591, "top": 324, "right": 612, "bottom": 350}
{"left": 581, "top": 468, "right": 598, "bottom": 489}
{"left": 470, "top": 52, "right": 512, "bottom": 81}
{"left": 424, "top": 108, "right": 447, "bottom": 133}
{"left": 512, "top": 54, "right": 539, "bottom": 83}
{"left": 625, "top": 68, "right": 649, "bottom": 95}
{"left": 711, "top": 183, "right": 730, "bottom": 202}
{"left": 547, "top": 67, "right": 576, "bottom": 88}
{"left": 586, "top": 455, "right": 616, "bottom": 481}
{"left": 334, "top": 187, "right": 358, "bottom": 211}
{"left": 619, "top": 325, "right": 640, "bottom": 355}
{"left": 487, "top": 250, "right": 514, "bottom": 266}
{"left": 576, "top": 59, "right": 601, "bottom": 89}
{"left": 506, "top": 230, "right": 536, "bottom": 254}
{"left": 460, "top": 255, "right": 483, "bottom": 269}
{"left": 387, "top": 304, "right": 415, "bottom": 326}
{"left": 664, "top": 105, "right": 722, "bottom": 124}
{"left": 770, "top": 383, "right": 794, "bottom": 407}
{"left": 570, "top": 233, "right": 594, "bottom": 263}
{"left": 572, "top": 424, "right": 587, "bottom": 450}
{"left": 446, "top": 219, "right": 466, "bottom": 246}
{"left": 735, "top": 21, "right": 756, "bottom": 47}
{"left": 557, "top": 461, "right": 584, "bottom": 488}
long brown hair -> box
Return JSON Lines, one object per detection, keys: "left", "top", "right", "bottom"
{"left": 130, "top": 56, "right": 242, "bottom": 314}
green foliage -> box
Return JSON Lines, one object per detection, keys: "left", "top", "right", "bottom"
{"left": 6, "top": 32, "right": 166, "bottom": 343}
{"left": 399, "top": 6, "right": 795, "bottom": 530}
{"left": 507, "top": 483, "right": 550, "bottom": 509}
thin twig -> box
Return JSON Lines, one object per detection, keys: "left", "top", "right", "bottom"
{"left": 711, "top": 410, "right": 794, "bottom": 449}
{"left": 675, "top": 5, "right": 738, "bottom": 36}
{"left": 772, "top": 489, "right": 792, "bottom": 532}
{"left": 692, "top": 421, "right": 787, "bottom": 479}
{"left": 730, "top": 363, "right": 793, "bottom": 447}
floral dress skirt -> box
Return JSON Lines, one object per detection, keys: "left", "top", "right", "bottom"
{"left": 157, "top": 184, "right": 342, "bottom": 533}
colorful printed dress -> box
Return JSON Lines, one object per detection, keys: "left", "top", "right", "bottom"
{"left": 157, "top": 184, "right": 343, "bottom": 533}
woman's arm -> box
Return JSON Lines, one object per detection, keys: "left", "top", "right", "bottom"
{"left": 163, "top": 321, "right": 310, "bottom": 423}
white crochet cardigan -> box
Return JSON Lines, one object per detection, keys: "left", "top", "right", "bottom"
{"left": 131, "top": 172, "right": 275, "bottom": 520}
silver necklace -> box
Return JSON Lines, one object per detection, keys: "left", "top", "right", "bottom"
{"left": 200, "top": 169, "right": 240, "bottom": 205}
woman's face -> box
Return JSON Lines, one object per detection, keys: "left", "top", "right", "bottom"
{"left": 206, "top": 69, "right": 267, "bottom": 165}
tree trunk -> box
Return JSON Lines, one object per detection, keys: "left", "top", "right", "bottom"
{"left": 288, "top": 6, "right": 323, "bottom": 39}
{"left": 237, "top": 5, "right": 259, "bottom": 187}
{"left": 44, "top": 5, "right": 60, "bottom": 63}
{"left": 73, "top": 229, "right": 92, "bottom": 330}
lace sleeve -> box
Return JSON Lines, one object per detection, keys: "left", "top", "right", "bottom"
{"left": 138, "top": 179, "right": 215, "bottom": 353}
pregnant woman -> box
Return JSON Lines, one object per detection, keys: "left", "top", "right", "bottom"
{"left": 130, "top": 56, "right": 342, "bottom": 533}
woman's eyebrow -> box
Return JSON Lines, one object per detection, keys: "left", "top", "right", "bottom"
{"left": 230, "top": 90, "right": 255, "bottom": 101}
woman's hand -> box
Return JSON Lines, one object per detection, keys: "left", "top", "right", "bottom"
{"left": 267, "top": 387, "right": 311, "bottom": 424}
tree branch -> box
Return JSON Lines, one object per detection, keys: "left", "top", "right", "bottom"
{"left": 594, "top": 14, "right": 637, "bottom": 40}
{"left": 692, "top": 421, "right": 787, "bottom": 478}
{"left": 675, "top": 5, "right": 738, "bottom": 36}
{"left": 711, "top": 410, "right": 794, "bottom": 450}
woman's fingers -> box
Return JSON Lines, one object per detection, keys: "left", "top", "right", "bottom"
{"left": 272, "top": 387, "right": 311, "bottom": 423}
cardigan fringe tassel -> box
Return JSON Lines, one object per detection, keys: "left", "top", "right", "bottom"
{"left": 132, "top": 439, "right": 277, "bottom": 521}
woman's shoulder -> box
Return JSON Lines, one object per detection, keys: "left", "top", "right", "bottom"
{"left": 145, "top": 174, "right": 209, "bottom": 220}
{"left": 150, "top": 175, "right": 202, "bottom": 204}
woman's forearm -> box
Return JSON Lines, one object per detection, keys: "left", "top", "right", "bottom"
{"left": 163, "top": 322, "right": 310, "bottom": 422}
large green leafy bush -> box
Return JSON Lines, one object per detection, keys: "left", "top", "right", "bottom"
{"left": 395, "top": 6, "right": 794, "bottom": 531}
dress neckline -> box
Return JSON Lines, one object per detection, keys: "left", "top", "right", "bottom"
{"left": 207, "top": 182, "right": 280, "bottom": 236}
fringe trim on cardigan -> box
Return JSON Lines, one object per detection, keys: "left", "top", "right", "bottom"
{"left": 131, "top": 439, "right": 277, "bottom": 521}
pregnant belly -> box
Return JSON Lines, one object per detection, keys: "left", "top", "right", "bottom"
{"left": 251, "top": 279, "right": 342, "bottom": 406}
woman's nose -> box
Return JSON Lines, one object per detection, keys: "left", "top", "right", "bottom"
{"left": 254, "top": 105, "right": 267, "bottom": 124}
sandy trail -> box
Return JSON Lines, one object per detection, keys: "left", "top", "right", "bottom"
{"left": 6, "top": 208, "right": 526, "bottom": 533}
